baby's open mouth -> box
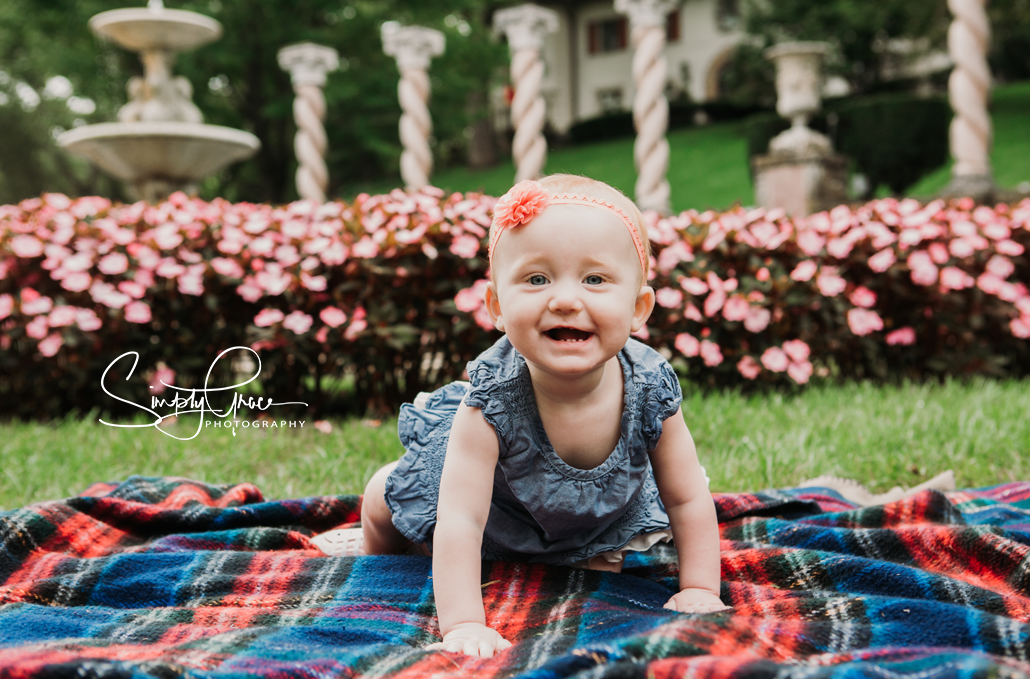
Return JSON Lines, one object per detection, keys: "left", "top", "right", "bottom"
{"left": 546, "top": 327, "right": 592, "bottom": 342}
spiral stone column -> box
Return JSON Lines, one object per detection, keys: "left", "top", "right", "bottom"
{"left": 943, "top": 0, "right": 994, "bottom": 200}
{"left": 278, "top": 42, "right": 339, "bottom": 203}
{"left": 382, "top": 24, "right": 445, "bottom": 191}
{"left": 494, "top": 4, "right": 559, "bottom": 183}
{"left": 615, "top": 0, "right": 675, "bottom": 215}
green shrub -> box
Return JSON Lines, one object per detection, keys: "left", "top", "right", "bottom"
{"left": 833, "top": 94, "right": 951, "bottom": 197}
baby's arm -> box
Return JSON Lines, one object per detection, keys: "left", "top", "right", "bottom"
{"left": 649, "top": 407, "right": 728, "bottom": 613}
{"left": 424, "top": 402, "right": 513, "bottom": 657}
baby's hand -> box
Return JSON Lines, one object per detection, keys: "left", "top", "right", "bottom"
{"left": 426, "top": 622, "right": 513, "bottom": 657}
{"left": 664, "top": 588, "right": 730, "bottom": 614}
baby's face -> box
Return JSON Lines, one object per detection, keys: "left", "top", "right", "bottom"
{"left": 486, "top": 204, "right": 654, "bottom": 379}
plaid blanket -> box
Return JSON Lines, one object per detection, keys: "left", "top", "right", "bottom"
{"left": 1, "top": 476, "right": 1028, "bottom": 678}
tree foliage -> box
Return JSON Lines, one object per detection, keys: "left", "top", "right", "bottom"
{"left": 0, "top": 0, "right": 507, "bottom": 205}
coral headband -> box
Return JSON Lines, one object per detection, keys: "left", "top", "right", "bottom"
{"left": 488, "top": 180, "right": 648, "bottom": 276}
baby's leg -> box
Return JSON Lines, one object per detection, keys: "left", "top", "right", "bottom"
{"left": 360, "top": 461, "right": 413, "bottom": 555}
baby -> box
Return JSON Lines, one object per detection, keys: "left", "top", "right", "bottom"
{"left": 314, "top": 174, "right": 726, "bottom": 657}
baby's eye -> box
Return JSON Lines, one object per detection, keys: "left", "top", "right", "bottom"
{"left": 529, "top": 274, "right": 548, "bottom": 286}
{"left": 584, "top": 275, "right": 604, "bottom": 285}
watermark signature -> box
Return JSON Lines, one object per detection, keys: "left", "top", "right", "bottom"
{"left": 99, "top": 347, "right": 308, "bottom": 440}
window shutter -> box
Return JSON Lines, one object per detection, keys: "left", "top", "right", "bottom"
{"left": 617, "top": 17, "right": 627, "bottom": 50}
{"left": 588, "top": 21, "right": 598, "bottom": 54}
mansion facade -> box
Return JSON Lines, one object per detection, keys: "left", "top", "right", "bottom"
{"left": 529, "top": 0, "right": 744, "bottom": 133}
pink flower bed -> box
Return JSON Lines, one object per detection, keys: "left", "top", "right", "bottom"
{"left": 0, "top": 189, "right": 496, "bottom": 417}
{"left": 1, "top": 190, "right": 1028, "bottom": 417}
{"left": 455, "top": 197, "right": 1030, "bottom": 386}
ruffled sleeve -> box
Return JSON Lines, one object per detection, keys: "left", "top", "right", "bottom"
{"left": 462, "top": 336, "right": 526, "bottom": 452}
{"left": 641, "top": 357, "right": 683, "bottom": 451}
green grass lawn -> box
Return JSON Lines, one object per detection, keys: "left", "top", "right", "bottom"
{"left": 340, "top": 81, "right": 1030, "bottom": 210}
{"left": 2, "top": 378, "right": 1027, "bottom": 510}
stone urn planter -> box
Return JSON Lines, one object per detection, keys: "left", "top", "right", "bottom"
{"left": 751, "top": 40, "right": 846, "bottom": 217}
{"left": 764, "top": 41, "right": 832, "bottom": 152}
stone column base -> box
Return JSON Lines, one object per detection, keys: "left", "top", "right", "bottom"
{"left": 939, "top": 173, "right": 995, "bottom": 203}
{"left": 752, "top": 148, "right": 847, "bottom": 217}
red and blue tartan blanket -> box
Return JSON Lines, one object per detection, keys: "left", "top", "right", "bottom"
{"left": 1, "top": 476, "right": 1029, "bottom": 678}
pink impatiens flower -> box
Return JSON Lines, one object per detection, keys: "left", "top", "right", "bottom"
{"left": 118, "top": 281, "right": 147, "bottom": 299}
{"left": 237, "top": 279, "right": 263, "bottom": 302}
{"left": 722, "top": 295, "right": 749, "bottom": 322}
{"left": 61, "top": 272, "right": 92, "bottom": 293}
{"left": 849, "top": 286, "right": 877, "bottom": 308}
{"left": 48, "top": 306, "right": 77, "bottom": 327}
{"left": 254, "top": 308, "right": 285, "bottom": 327}
{"left": 976, "top": 273, "right": 1004, "bottom": 295}
{"left": 816, "top": 271, "right": 847, "bottom": 297}
{"left": 928, "top": 242, "right": 950, "bottom": 264}
{"left": 790, "top": 260, "right": 817, "bottom": 282}
{"left": 211, "top": 257, "right": 245, "bottom": 279}
{"left": 0, "top": 293, "right": 12, "bottom": 320}
{"left": 744, "top": 307, "right": 771, "bottom": 333}
{"left": 939, "top": 266, "right": 974, "bottom": 291}
{"left": 986, "top": 255, "right": 1014, "bottom": 279}
{"left": 26, "top": 315, "right": 49, "bottom": 339}
{"left": 761, "top": 347, "right": 789, "bottom": 372}
{"left": 867, "top": 248, "right": 896, "bottom": 273}
{"left": 886, "top": 327, "right": 916, "bottom": 345}
{"left": 38, "top": 333, "right": 64, "bottom": 357}
{"left": 319, "top": 306, "right": 348, "bottom": 328}
{"left": 283, "top": 311, "right": 313, "bottom": 335}
{"left": 782, "top": 339, "right": 810, "bottom": 363}
{"left": 655, "top": 287, "right": 684, "bottom": 309}
{"left": 737, "top": 355, "right": 761, "bottom": 380}
{"left": 75, "top": 308, "right": 102, "bottom": 332}
{"left": 97, "top": 252, "right": 129, "bottom": 275}
{"left": 124, "top": 301, "right": 152, "bottom": 324}
{"left": 351, "top": 236, "right": 379, "bottom": 259}
{"left": 344, "top": 307, "right": 367, "bottom": 341}
{"left": 847, "top": 308, "right": 884, "bottom": 336}
{"left": 675, "top": 332, "right": 700, "bottom": 357}
{"left": 699, "top": 340, "right": 723, "bottom": 367}
{"left": 300, "top": 273, "right": 327, "bottom": 291}
{"left": 10, "top": 235, "right": 44, "bottom": 258}
{"left": 22, "top": 295, "right": 53, "bottom": 316}
{"left": 449, "top": 235, "right": 480, "bottom": 259}
{"left": 678, "top": 276, "right": 709, "bottom": 296}
{"left": 455, "top": 279, "right": 489, "bottom": 312}
{"left": 787, "top": 360, "right": 813, "bottom": 385}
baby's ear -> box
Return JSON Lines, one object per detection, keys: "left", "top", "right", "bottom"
{"left": 631, "top": 285, "right": 655, "bottom": 332}
{"left": 485, "top": 282, "right": 505, "bottom": 332}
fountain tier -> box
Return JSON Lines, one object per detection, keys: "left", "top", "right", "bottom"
{"left": 59, "top": 1, "right": 259, "bottom": 202}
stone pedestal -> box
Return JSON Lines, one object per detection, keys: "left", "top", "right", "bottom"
{"left": 753, "top": 149, "right": 847, "bottom": 218}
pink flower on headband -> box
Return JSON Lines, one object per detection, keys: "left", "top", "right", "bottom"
{"left": 493, "top": 180, "right": 549, "bottom": 229}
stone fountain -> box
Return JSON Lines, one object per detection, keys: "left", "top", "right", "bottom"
{"left": 58, "top": 0, "right": 260, "bottom": 203}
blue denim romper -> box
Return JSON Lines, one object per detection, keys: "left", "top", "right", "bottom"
{"left": 383, "top": 335, "right": 683, "bottom": 566}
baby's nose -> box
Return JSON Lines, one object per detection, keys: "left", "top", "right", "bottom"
{"left": 547, "top": 282, "right": 584, "bottom": 313}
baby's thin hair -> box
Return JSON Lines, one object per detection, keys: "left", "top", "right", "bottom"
{"left": 489, "top": 174, "right": 652, "bottom": 278}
